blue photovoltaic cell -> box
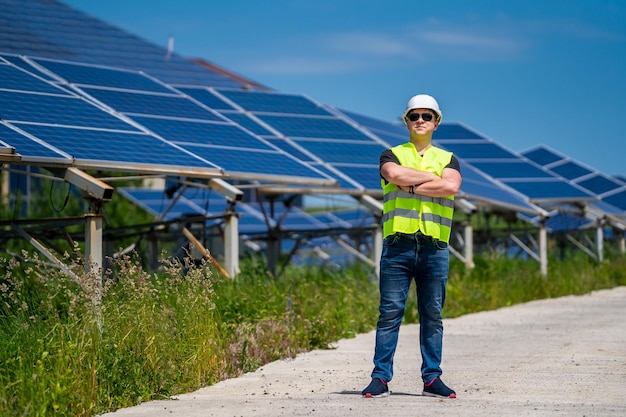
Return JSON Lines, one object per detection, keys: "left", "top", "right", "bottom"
{"left": 264, "top": 138, "right": 316, "bottom": 162}
{"left": 544, "top": 213, "right": 594, "bottom": 232}
{"left": 130, "top": 116, "right": 274, "bottom": 150}
{"left": 368, "top": 130, "right": 405, "bottom": 146}
{"left": 34, "top": 59, "right": 173, "bottom": 93}
{"left": 80, "top": 88, "right": 222, "bottom": 120}
{"left": 247, "top": 202, "right": 327, "bottom": 231}
{"left": 177, "top": 144, "right": 329, "bottom": 179}
{"left": 603, "top": 190, "right": 626, "bottom": 209}
{"left": 459, "top": 166, "right": 530, "bottom": 208}
{"left": 177, "top": 87, "right": 235, "bottom": 110}
{"left": 332, "top": 165, "right": 381, "bottom": 190}
{"left": 0, "top": 91, "right": 136, "bottom": 130}
{"left": 340, "top": 109, "right": 405, "bottom": 134}
{"left": 549, "top": 161, "right": 593, "bottom": 180}
{"left": 308, "top": 163, "right": 361, "bottom": 189}
{"left": 0, "top": 123, "right": 68, "bottom": 159}
{"left": 469, "top": 161, "right": 554, "bottom": 179}
{"left": 12, "top": 123, "right": 214, "bottom": 167}
{"left": 522, "top": 147, "right": 563, "bottom": 166}
{"left": 502, "top": 180, "right": 593, "bottom": 200}
{"left": 219, "top": 90, "right": 332, "bottom": 116}
{"left": 434, "top": 123, "right": 485, "bottom": 140}
{"left": 120, "top": 189, "right": 205, "bottom": 221}
{"left": 591, "top": 200, "right": 623, "bottom": 216}
{"left": 0, "top": 64, "right": 69, "bottom": 95}
{"left": 220, "top": 113, "right": 274, "bottom": 136}
{"left": 257, "top": 115, "right": 371, "bottom": 140}
{"left": 577, "top": 174, "right": 623, "bottom": 195}
{"left": 438, "top": 142, "right": 518, "bottom": 159}
{"left": 294, "top": 140, "right": 384, "bottom": 165}
{"left": 1, "top": 55, "right": 57, "bottom": 81}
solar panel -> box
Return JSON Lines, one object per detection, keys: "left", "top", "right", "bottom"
{"left": 171, "top": 90, "right": 390, "bottom": 191}
{"left": 130, "top": 117, "right": 274, "bottom": 149}
{"left": 10, "top": 124, "right": 212, "bottom": 167}
{"left": 603, "top": 190, "right": 626, "bottom": 210}
{"left": 218, "top": 90, "right": 332, "bottom": 116}
{"left": 1, "top": 90, "right": 135, "bottom": 130}
{"left": 119, "top": 188, "right": 205, "bottom": 221}
{"left": 438, "top": 142, "right": 518, "bottom": 159}
{"left": 0, "top": 56, "right": 334, "bottom": 184}
{"left": 219, "top": 113, "right": 274, "bottom": 136}
{"left": 522, "top": 145, "right": 626, "bottom": 215}
{"left": 0, "top": 123, "right": 66, "bottom": 160}
{"left": 0, "top": 3, "right": 246, "bottom": 87}
{"left": 177, "top": 87, "right": 236, "bottom": 111}
{"left": 549, "top": 161, "right": 594, "bottom": 180}
{"left": 335, "top": 110, "right": 546, "bottom": 213}
{"left": 256, "top": 115, "right": 372, "bottom": 140}
{"left": 578, "top": 175, "right": 623, "bottom": 195}
{"left": 434, "top": 124, "right": 486, "bottom": 140}
{"left": 0, "top": 62, "right": 68, "bottom": 94}
{"left": 501, "top": 180, "right": 592, "bottom": 201}
{"left": 81, "top": 87, "right": 224, "bottom": 120}
{"left": 431, "top": 124, "right": 595, "bottom": 205}
{"left": 469, "top": 161, "right": 554, "bottom": 179}
{"left": 34, "top": 59, "right": 174, "bottom": 93}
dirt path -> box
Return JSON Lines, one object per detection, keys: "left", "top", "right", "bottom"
{"left": 103, "top": 286, "right": 626, "bottom": 417}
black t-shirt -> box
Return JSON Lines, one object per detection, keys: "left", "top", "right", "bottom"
{"left": 379, "top": 148, "right": 460, "bottom": 182}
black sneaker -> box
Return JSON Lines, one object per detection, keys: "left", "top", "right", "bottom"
{"left": 423, "top": 377, "right": 456, "bottom": 398}
{"left": 361, "top": 378, "right": 389, "bottom": 398}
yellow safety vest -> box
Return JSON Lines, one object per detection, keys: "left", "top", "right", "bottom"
{"left": 381, "top": 143, "right": 455, "bottom": 242}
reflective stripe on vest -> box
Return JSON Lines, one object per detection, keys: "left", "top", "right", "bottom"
{"left": 381, "top": 144, "right": 455, "bottom": 242}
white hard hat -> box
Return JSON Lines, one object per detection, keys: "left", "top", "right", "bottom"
{"left": 403, "top": 94, "right": 442, "bottom": 123}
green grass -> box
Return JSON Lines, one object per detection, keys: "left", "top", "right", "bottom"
{"left": 0, "top": 250, "right": 625, "bottom": 416}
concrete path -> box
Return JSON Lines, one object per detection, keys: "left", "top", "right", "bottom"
{"left": 103, "top": 286, "right": 626, "bottom": 417}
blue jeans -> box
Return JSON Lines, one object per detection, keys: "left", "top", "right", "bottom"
{"left": 371, "top": 232, "right": 449, "bottom": 383}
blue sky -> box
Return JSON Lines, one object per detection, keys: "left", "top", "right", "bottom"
{"left": 64, "top": 0, "right": 626, "bottom": 177}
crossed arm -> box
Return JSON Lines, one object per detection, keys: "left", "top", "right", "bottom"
{"left": 380, "top": 161, "right": 462, "bottom": 198}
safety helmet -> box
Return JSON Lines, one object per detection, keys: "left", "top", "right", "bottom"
{"left": 403, "top": 94, "right": 442, "bottom": 124}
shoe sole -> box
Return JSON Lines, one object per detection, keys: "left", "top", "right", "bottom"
{"left": 422, "top": 390, "right": 456, "bottom": 398}
{"left": 363, "top": 391, "right": 390, "bottom": 398}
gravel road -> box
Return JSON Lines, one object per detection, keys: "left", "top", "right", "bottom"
{"left": 103, "top": 286, "right": 626, "bottom": 417}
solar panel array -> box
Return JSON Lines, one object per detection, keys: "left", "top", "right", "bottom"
{"left": 179, "top": 86, "right": 388, "bottom": 191}
{"left": 0, "top": 0, "right": 243, "bottom": 87}
{"left": 1, "top": 0, "right": 623, "bottom": 236}
{"left": 431, "top": 123, "right": 595, "bottom": 205}
{"left": 522, "top": 145, "right": 626, "bottom": 217}
{"left": 0, "top": 54, "right": 333, "bottom": 184}
{"left": 337, "top": 109, "right": 546, "bottom": 215}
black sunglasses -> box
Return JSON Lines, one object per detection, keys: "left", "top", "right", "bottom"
{"left": 406, "top": 112, "right": 435, "bottom": 122}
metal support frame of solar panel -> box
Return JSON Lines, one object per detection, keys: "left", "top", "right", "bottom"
{"left": 336, "top": 109, "right": 546, "bottom": 216}
{"left": 175, "top": 86, "right": 389, "bottom": 194}
{"left": 8, "top": 55, "right": 335, "bottom": 187}
{"left": 120, "top": 187, "right": 371, "bottom": 240}
{"left": 0, "top": 54, "right": 228, "bottom": 178}
{"left": 522, "top": 145, "right": 626, "bottom": 220}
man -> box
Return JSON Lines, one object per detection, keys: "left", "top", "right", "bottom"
{"left": 362, "top": 94, "right": 462, "bottom": 398}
